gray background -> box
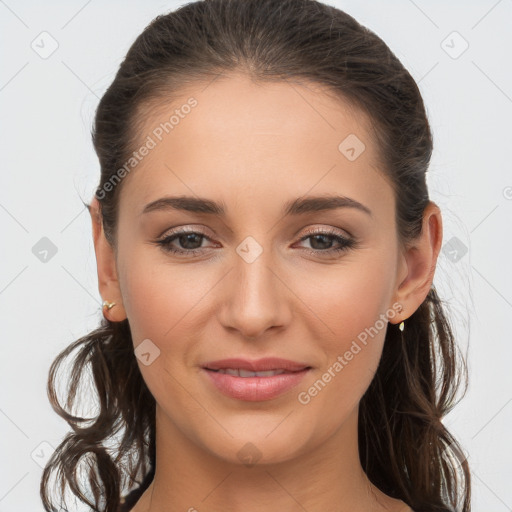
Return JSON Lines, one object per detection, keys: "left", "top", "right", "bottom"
{"left": 1, "top": 0, "right": 511, "bottom": 510}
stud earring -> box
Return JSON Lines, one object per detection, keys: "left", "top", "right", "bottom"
{"left": 102, "top": 300, "right": 116, "bottom": 310}
{"left": 396, "top": 304, "right": 406, "bottom": 331}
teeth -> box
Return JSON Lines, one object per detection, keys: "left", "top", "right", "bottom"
{"left": 215, "top": 368, "right": 287, "bottom": 377}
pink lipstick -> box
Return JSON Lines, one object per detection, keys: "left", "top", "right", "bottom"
{"left": 201, "top": 357, "right": 311, "bottom": 401}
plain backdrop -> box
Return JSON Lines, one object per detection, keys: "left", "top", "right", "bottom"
{"left": 1, "top": 0, "right": 511, "bottom": 510}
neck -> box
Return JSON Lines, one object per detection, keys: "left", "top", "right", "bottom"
{"left": 132, "top": 404, "right": 402, "bottom": 512}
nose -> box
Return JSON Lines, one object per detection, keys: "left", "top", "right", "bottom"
{"left": 217, "top": 248, "right": 292, "bottom": 340}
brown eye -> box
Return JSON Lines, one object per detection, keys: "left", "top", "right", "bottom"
{"left": 155, "top": 229, "right": 215, "bottom": 256}
{"left": 296, "top": 228, "right": 357, "bottom": 257}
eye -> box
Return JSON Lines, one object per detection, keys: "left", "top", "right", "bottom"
{"left": 155, "top": 228, "right": 216, "bottom": 256}
{"left": 294, "top": 227, "right": 357, "bottom": 257}
{"left": 153, "top": 226, "right": 357, "bottom": 258}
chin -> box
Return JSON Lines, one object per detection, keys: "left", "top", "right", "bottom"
{"left": 194, "top": 416, "right": 317, "bottom": 467}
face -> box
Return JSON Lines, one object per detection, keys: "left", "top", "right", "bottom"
{"left": 108, "top": 72, "right": 409, "bottom": 465}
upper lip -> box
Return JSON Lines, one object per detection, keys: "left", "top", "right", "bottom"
{"left": 202, "top": 357, "right": 311, "bottom": 372}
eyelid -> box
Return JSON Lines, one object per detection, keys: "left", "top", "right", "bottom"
{"left": 158, "top": 224, "right": 351, "bottom": 243}
{"left": 298, "top": 225, "right": 352, "bottom": 239}
{"left": 154, "top": 224, "right": 357, "bottom": 260}
{"left": 157, "top": 224, "right": 212, "bottom": 239}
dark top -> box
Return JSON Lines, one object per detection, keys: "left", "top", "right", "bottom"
{"left": 118, "top": 469, "right": 154, "bottom": 512}
{"left": 119, "top": 485, "right": 145, "bottom": 512}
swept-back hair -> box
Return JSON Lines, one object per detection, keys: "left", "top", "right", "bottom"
{"left": 41, "top": 1, "right": 470, "bottom": 511}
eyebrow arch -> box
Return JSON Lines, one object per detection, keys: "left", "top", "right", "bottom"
{"left": 141, "top": 194, "right": 372, "bottom": 218}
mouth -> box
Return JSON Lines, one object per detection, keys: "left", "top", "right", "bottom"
{"left": 202, "top": 357, "right": 311, "bottom": 373}
{"left": 205, "top": 368, "right": 308, "bottom": 377}
{"left": 201, "top": 358, "right": 312, "bottom": 401}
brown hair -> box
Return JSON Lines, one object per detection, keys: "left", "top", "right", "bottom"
{"left": 41, "top": 1, "right": 471, "bottom": 511}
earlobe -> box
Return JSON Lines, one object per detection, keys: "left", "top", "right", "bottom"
{"left": 390, "top": 201, "right": 443, "bottom": 324}
{"left": 89, "top": 196, "right": 127, "bottom": 322}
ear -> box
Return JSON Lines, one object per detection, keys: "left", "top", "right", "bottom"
{"left": 390, "top": 201, "right": 443, "bottom": 324}
{"left": 89, "top": 196, "right": 127, "bottom": 322}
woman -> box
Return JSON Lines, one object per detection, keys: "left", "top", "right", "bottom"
{"left": 40, "top": 0, "right": 471, "bottom": 511}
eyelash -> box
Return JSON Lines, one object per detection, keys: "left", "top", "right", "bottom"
{"left": 154, "top": 227, "right": 357, "bottom": 258}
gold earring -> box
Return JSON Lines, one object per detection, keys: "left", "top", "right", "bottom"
{"left": 396, "top": 304, "right": 405, "bottom": 331}
{"left": 102, "top": 300, "right": 116, "bottom": 310}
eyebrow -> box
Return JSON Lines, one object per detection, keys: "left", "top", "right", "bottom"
{"left": 141, "top": 194, "right": 372, "bottom": 218}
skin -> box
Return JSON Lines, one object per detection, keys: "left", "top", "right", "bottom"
{"left": 90, "top": 72, "right": 442, "bottom": 512}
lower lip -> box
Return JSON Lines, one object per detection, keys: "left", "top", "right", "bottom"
{"left": 202, "top": 368, "right": 311, "bottom": 401}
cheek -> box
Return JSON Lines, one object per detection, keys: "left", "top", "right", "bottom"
{"left": 297, "top": 254, "right": 394, "bottom": 351}
{"left": 118, "top": 248, "right": 224, "bottom": 405}
{"left": 119, "top": 258, "right": 208, "bottom": 415}
{"left": 119, "top": 243, "right": 214, "bottom": 343}
{"left": 291, "top": 255, "right": 394, "bottom": 415}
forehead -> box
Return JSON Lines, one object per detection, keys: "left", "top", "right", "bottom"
{"left": 118, "top": 72, "right": 393, "bottom": 219}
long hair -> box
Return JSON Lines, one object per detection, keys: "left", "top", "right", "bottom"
{"left": 41, "top": 1, "right": 471, "bottom": 510}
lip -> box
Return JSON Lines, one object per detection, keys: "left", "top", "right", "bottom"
{"left": 201, "top": 358, "right": 312, "bottom": 401}
{"left": 202, "top": 357, "right": 310, "bottom": 372}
